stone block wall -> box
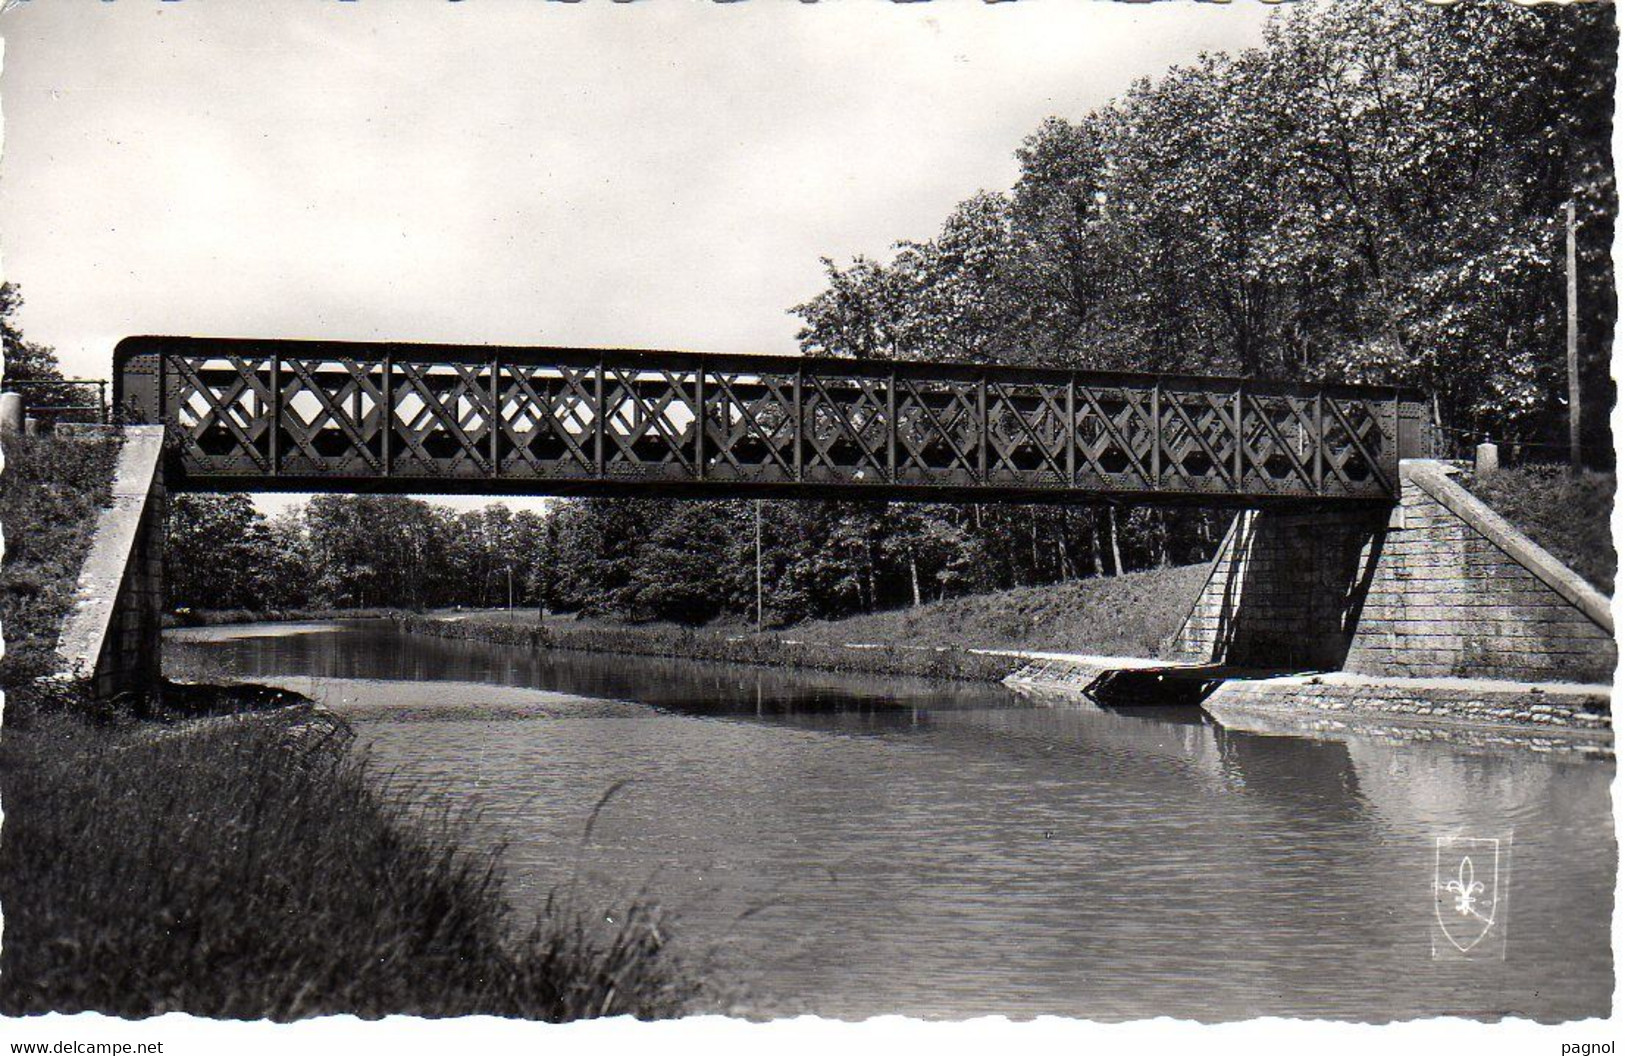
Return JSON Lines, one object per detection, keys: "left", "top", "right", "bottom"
{"left": 1206, "top": 675, "right": 1610, "bottom": 733}
{"left": 55, "top": 426, "right": 167, "bottom": 704}
{"left": 1173, "top": 460, "right": 1615, "bottom": 683}
{"left": 1171, "top": 506, "right": 1388, "bottom": 671}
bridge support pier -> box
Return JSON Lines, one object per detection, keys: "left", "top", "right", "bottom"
{"left": 56, "top": 426, "right": 168, "bottom": 704}
{"left": 1172, "top": 506, "right": 1386, "bottom": 672}
{"left": 1174, "top": 460, "right": 1615, "bottom": 683}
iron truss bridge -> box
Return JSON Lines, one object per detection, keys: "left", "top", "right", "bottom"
{"left": 114, "top": 336, "right": 1428, "bottom": 507}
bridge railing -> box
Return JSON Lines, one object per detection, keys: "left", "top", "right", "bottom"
{"left": 114, "top": 336, "right": 1426, "bottom": 505}
{"left": 4, "top": 378, "right": 110, "bottom": 430}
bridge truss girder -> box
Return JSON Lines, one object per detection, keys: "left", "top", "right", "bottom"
{"left": 114, "top": 336, "right": 1427, "bottom": 508}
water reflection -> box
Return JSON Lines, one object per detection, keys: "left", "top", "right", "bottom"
{"left": 167, "top": 621, "right": 1615, "bottom": 1022}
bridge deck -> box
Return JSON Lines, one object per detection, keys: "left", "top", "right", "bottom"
{"left": 114, "top": 336, "right": 1426, "bottom": 507}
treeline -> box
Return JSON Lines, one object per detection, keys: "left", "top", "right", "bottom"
{"left": 166, "top": 494, "right": 548, "bottom": 613}
{"left": 535, "top": 499, "right": 1228, "bottom": 626}
{"left": 166, "top": 491, "right": 1227, "bottom": 626}
{"left": 794, "top": 0, "right": 1615, "bottom": 459}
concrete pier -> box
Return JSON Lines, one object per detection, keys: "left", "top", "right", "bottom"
{"left": 55, "top": 426, "right": 168, "bottom": 702}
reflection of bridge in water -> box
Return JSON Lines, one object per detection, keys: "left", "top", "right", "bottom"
{"left": 115, "top": 336, "right": 1427, "bottom": 506}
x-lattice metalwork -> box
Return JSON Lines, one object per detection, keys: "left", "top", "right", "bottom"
{"left": 114, "top": 336, "right": 1427, "bottom": 506}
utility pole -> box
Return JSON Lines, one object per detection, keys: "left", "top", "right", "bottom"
{"left": 1566, "top": 198, "right": 1582, "bottom": 471}
{"left": 754, "top": 500, "right": 764, "bottom": 633}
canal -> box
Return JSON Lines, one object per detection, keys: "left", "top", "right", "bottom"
{"left": 166, "top": 620, "right": 1615, "bottom": 1022}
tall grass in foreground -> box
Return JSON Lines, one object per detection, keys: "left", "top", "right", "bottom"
{"left": 0, "top": 705, "right": 699, "bottom": 1020}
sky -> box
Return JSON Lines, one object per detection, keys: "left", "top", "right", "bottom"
{"left": 0, "top": 0, "right": 1274, "bottom": 512}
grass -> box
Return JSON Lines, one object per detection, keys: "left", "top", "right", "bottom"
{"left": 788, "top": 563, "right": 1213, "bottom": 658}
{"left": 1460, "top": 465, "right": 1616, "bottom": 594}
{"left": 405, "top": 615, "right": 1027, "bottom": 683}
{"left": 165, "top": 606, "right": 408, "bottom": 629}
{"left": 0, "top": 432, "right": 123, "bottom": 686}
{"left": 0, "top": 696, "right": 700, "bottom": 1020}
{"left": 410, "top": 562, "right": 1214, "bottom": 680}
{"left": 0, "top": 431, "right": 697, "bottom": 1018}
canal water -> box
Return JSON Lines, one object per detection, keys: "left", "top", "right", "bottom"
{"left": 166, "top": 620, "right": 1615, "bottom": 1022}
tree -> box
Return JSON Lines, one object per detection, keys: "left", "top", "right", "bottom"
{"left": 545, "top": 498, "right": 660, "bottom": 617}
{"left": 792, "top": 0, "right": 1616, "bottom": 458}
{"left": 302, "top": 495, "right": 447, "bottom": 610}
{"left": 0, "top": 284, "right": 76, "bottom": 413}
{"left": 624, "top": 502, "right": 737, "bottom": 624}
{"left": 166, "top": 494, "right": 311, "bottom": 611}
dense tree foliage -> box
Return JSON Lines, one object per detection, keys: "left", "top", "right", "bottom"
{"left": 168, "top": 490, "right": 1224, "bottom": 626}
{"left": 531, "top": 0, "right": 1616, "bottom": 629}
{"left": 167, "top": 495, "right": 308, "bottom": 612}
{"left": 165, "top": 495, "right": 549, "bottom": 614}
{"left": 528, "top": 499, "right": 1224, "bottom": 627}
{"left": 797, "top": 0, "right": 1615, "bottom": 457}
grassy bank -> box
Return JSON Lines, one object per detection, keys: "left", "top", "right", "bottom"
{"left": 1459, "top": 465, "right": 1616, "bottom": 594}
{"left": 0, "top": 432, "right": 122, "bottom": 686}
{"left": 407, "top": 562, "right": 1213, "bottom": 680}
{"left": 404, "top": 615, "right": 1027, "bottom": 682}
{"left": 789, "top": 563, "right": 1211, "bottom": 658}
{"left": 0, "top": 700, "right": 698, "bottom": 1019}
{"left": 164, "top": 606, "right": 408, "bottom": 629}
{"left": 1, "top": 434, "right": 696, "bottom": 1019}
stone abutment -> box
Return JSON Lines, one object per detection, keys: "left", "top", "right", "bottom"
{"left": 1173, "top": 459, "right": 1615, "bottom": 684}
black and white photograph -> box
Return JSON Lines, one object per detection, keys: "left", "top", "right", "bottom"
{"left": 0, "top": 0, "right": 1617, "bottom": 1050}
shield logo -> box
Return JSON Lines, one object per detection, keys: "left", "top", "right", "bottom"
{"left": 1433, "top": 837, "right": 1501, "bottom": 954}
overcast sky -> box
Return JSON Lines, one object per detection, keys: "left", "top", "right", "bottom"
{"left": 0, "top": 0, "right": 1272, "bottom": 511}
